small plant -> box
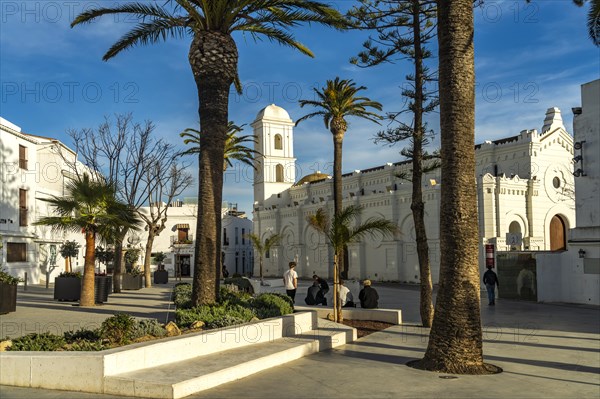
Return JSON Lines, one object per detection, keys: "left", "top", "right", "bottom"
{"left": 128, "top": 266, "right": 143, "bottom": 277}
{"left": 206, "top": 315, "right": 248, "bottom": 329}
{"left": 131, "top": 319, "right": 167, "bottom": 339}
{"left": 0, "top": 267, "right": 23, "bottom": 285}
{"left": 124, "top": 247, "right": 142, "bottom": 270}
{"left": 64, "top": 328, "right": 101, "bottom": 342}
{"left": 172, "top": 282, "right": 192, "bottom": 308}
{"left": 101, "top": 313, "right": 136, "bottom": 345}
{"left": 251, "top": 293, "right": 294, "bottom": 319}
{"left": 9, "top": 333, "right": 66, "bottom": 351}
{"left": 57, "top": 271, "right": 81, "bottom": 278}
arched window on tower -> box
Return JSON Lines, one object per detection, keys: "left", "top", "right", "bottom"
{"left": 274, "top": 134, "right": 283, "bottom": 150}
{"left": 276, "top": 164, "right": 284, "bottom": 182}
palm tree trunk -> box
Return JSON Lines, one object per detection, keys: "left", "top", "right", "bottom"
{"left": 80, "top": 231, "right": 96, "bottom": 307}
{"left": 417, "top": 0, "right": 484, "bottom": 373}
{"left": 332, "top": 132, "right": 344, "bottom": 322}
{"left": 259, "top": 256, "right": 264, "bottom": 281}
{"left": 189, "top": 32, "right": 237, "bottom": 306}
{"left": 143, "top": 233, "right": 155, "bottom": 288}
{"left": 411, "top": 0, "right": 434, "bottom": 329}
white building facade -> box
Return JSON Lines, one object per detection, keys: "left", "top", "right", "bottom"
{"left": 135, "top": 201, "right": 254, "bottom": 277}
{"left": 252, "top": 104, "right": 576, "bottom": 289}
{"left": 537, "top": 80, "right": 600, "bottom": 305}
{"left": 0, "top": 118, "right": 87, "bottom": 284}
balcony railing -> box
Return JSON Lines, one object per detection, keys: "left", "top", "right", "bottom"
{"left": 170, "top": 234, "right": 194, "bottom": 245}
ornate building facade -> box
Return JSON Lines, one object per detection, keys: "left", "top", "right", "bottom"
{"left": 251, "top": 104, "right": 576, "bottom": 284}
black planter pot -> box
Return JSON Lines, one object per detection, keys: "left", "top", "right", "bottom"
{"left": 153, "top": 270, "right": 168, "bottom": 284}
{"left": 94, "top": 275, "right": 112, "bottom": 303}
{"left": 54, "top": 277, "right": 81, "bottom": 301}
{"left": 0, "top": 282, "right": 17, "bottom": 314}
{"left": 122, "top": 274, "right": 143, "bottom": 290}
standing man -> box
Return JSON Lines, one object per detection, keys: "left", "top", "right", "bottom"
{"left": 483, "top": 265, "right": 499, "bottom": 305}
{"left": 283, "top": 261, "right": 298, "bottom": 303}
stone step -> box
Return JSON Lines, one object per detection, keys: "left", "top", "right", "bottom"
{"left": 104, "top": 328, "right": 349, "bottom": 399}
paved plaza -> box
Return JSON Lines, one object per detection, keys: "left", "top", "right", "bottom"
{"left": 0, "top": 279, "right": 598, "bottom": 398}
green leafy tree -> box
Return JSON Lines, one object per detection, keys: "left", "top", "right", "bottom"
{"left": 95, "top": 246, "right": 115, "bottom": 274}
{"left": 306, "top": 205, "right": 396, "bottom": 322}
{"left": 59, "top": 240, "right": 81, "bottom": 273}
{"left": 297, "top": 77, "right": 382, "bottom": 314}
{"left": 349, "top": 0, "right": 439, "bottom": 328}
{"left": 72, "top": 0, "right": 347, "bottom": 306}
{"left": 246, "top": 233, "right": 283, "bottom": 283}
{"left": 35, "top": 174, "right": 139, "bottom": 307}
{"left": 180, "top": 122, "right": 260, "bottom": 171}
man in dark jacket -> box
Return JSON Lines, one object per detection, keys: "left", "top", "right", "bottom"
{"left": 483, "top": 266, "right": 499, "bottom": 305}
{"left": 359, "top": 279, "right": 379, "bottom": 309}
{"left": 313, "top": 274, "right": 329, "bottom": 305}
{"left": 305, "top": 282, "right": 321, "bottom": 305}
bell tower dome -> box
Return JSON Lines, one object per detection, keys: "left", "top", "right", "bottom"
{"left": 252, "top": 104, "right": 296, "bottom": 205}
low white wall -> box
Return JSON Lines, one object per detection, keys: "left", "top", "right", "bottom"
{"left": 295, "top": 306, "right": 402, "bottom": 325}
{"left": 0, "top": 311, "right": 317, "bottom": 392}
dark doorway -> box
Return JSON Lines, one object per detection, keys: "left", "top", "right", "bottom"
{"left": 178, "top": 255, "right": 191, "bottom": 277}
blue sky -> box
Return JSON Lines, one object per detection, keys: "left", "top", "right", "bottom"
{"left": 1, "top": 1, "right": 598, "bottom": 217}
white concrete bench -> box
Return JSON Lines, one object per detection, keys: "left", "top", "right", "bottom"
{"left": 294, "top": 306, "right": 402, "bottom": 325}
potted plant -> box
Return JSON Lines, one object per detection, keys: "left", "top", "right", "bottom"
{"left": 54, "top": 271, "right": 82, "bottom": 301}
{"left": 0, "top": 267, "right": 22, "bottom": 314}
{"left": 122, "top": 266, "right": 144, "bottom": 290}
{"left": 153, "top": 252, "right": 168, "bottom": 284}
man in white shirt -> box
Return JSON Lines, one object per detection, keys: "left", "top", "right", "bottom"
{"left": 283, "top": 261, "right": 298, "bottom": 303}
{"left": 339, "top": 279, "right": 355, "bottom": 307}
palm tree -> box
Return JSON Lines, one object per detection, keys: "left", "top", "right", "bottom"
{"left": 179, "top": 122, "right": 260, "bottom": 171}
{"left": 246, "top": 233, "right": 283, "bottom": 283}
{"left": 411, "top": 0, "right": 489, "bottom": 374}
{"left": 34, "top": 174, "right": 138, "bottom": 307}
{"left": 297, "top": 77, "right": 382, "bottom": 315}
{"left": 573, "top": 1, "right": 599, "bottom": 45}
{"left": 72, "top": 0, "right": 347, "bottom": 306}
{"left": 307, "top": 205, "right": 396, "bottom": 322}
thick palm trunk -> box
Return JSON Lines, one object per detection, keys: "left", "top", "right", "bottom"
{"left": 189, "top": 32, "right": 237, "bottom": 306}
{"left": 417, "top": 0, "right": 484, "bottom": 373}
{"left": 411, "top": 0, "right": 434, "bottom": 329}
{"left": 80, "top": 231, "right": 96, "bottom": 307}
{"left": 332, "top": 131, "right": 344, "bottom": 322}
{"left": 143, "top": 233, "right": 155, "bottom": 288}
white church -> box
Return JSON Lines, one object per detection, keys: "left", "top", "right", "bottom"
{"left": 251, "top": 103, "right": 577, "bottom": 290}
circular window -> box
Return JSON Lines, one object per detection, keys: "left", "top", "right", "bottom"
{"left": 553, "top": 177, "right": 561, "bottom": 189}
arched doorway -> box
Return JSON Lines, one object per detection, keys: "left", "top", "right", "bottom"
{"left": 549, "top": 215, "right": 566, "bottom": 251}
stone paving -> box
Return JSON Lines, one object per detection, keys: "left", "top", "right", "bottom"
{"left": 1, "top": 278, "right": 599, "bottom": 398}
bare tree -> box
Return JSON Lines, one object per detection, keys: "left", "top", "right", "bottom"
{"left": 138, "top": 163, "right": 193, "bottom": 287}
{"left": 67, "top": 114, "right": 177, "bottom": 292}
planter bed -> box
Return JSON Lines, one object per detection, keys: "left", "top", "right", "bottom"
{"left": 0, "top": 282, "right": 17, "bottom": 314}
{"left": 122, "top": 274, "right": 143, "bottom": 290}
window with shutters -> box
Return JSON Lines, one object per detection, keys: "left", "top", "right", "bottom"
{"left": 7, "top": 243, "right": 27, "bottom": 262}
{"left": 19, "top": 189, "right": 28, "bottom": 226}
{"left": 19, "top": 145, "right": 28, "bottom": 169}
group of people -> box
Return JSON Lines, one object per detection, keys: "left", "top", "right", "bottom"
{"left": 282, "top": 262, "right": 379, "bottom": 309}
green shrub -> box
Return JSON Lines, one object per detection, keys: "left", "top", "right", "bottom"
{"left": 175, "top": 303, "right": 255, "bottom": 328}
{"left": 251, "top": 293, "right": 294, "bottom": 319}
{"left": 224, "top": 277, "right": 254, "bottom": 293}
{"left": 65, "top": 339, "right": 105, "bottom": 351}
{"left": 9, "top": 333, "right": 66, "bottom": 351}
{"left": 172, "top": 283, "right": 192, "bottom": 308}
{"left": 57, "top": 271, "right": 81, "bottom": 278}
{"left": 132, "top": 319, "right": 167, "bottom": 339}
{"left": 64, "top": 328, "right": 101, "bottom": 342}
{"left": 101, "top": 313, "right": 136, "bottom": 345}
{"left": 206, "top": 315, "right": 248, "bottom": 329}
{"left": 0, "top": 267, "right": 23, "bottom": 285}
{"left": 220, "top": 285, "right": 252, "bottom": 305}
